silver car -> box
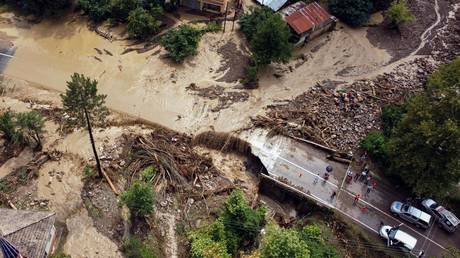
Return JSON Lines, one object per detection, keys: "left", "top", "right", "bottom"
{"left": 379, "top": 225, "right": 417, "bottom": 252}
{"left": 421, "top": 199, "right": 459, "bottom": 233}
{"left": 391, "top": 201, "right": 432, "bottom": 229}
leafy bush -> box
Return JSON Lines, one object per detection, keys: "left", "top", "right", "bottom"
{"left": 360, "top": 131, "right": 389, "bottom": 166}
{"left": 160, "top": 25, "right": 202, "bottom": 62}
{"left": 0, "top": 111, "right": 21, "bottom": 144}
{"left": 110, "top": 0, "right": 142, "bottom": 21}
{"left": 16, "top": 111, "right": 45, "bottom": 149}
{"left": 127, "top": 7, "right": 160, "bottom": 39}
{"left": 242, "top": 65, "right": 258, "bottom": 87}
{"left": 239, "top": 7, "right": 273, "bottom": 41}
{"left": 82, "top": 165, "right": 96, "bottom": 179}
{"left": 202, "top": 21, "right": 221, "bottom": 33}
{"left": 189, "top": 220, "right": 230, "bottom": 258}
{"left": 329, "top": 0, "right": 373, "bottom": 27}
{"left": 142, "top": 166, "right": 156, "bottom": 182}
{"left": 4, "top": 0, "right": 71, "bottom": 16}
{"left": 79, "top": 0, "right": 112, "bottom": 22}
{"left": 122, "top": 236, "right": 156, "bottom": 258}
{"left": 381, "top": 104, "right": 406, "bottom": 136}
{"left": 386, "top": 0, "right": 415, "bottom": 28}
{"left": 260, "top": 224, "right": 310, "bottom": 258}
{"left": 300, "top": 224, "right": 338, "bottom": 258}
{"left": 120, "top": 181, "right": 154, "bottom": 217}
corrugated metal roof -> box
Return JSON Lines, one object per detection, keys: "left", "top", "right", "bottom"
{"left": 285, "top": 2, "right": 333, "bottom": 34}
{"left": 256, "top": 0, "right": 288, "bottom": 11}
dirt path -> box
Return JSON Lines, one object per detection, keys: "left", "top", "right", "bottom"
{"left": 0, "top": 148, "right": 33, "bottom": 179}
{"left": 157, "top": 212, "right": 178, "bottom": 258}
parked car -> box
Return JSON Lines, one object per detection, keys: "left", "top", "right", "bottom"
{"left": 390, "top": 201, "right": 432, "bottom": 229}
{"left": 421, "top": 199, "right": 460, "bottom": 233}
{"left": 379, "top": 225, "right": 417, "bottom": 253}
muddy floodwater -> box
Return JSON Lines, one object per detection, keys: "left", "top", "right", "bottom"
{"left": 0, "top": 12, "right": 391, "bottom": 134}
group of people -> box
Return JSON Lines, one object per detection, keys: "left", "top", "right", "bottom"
{"left": 354, "top": 165, "right": 377, "bottom": 197}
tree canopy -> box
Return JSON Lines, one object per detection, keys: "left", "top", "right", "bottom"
{"left": 249, "top": 12, "right": 292, "bottom": 66}
{"left": 61, "top": 73, "right": 109, "bottom": 128}
{"left": 329, "top": 0, "right": 373, "bottom": 27}
{"left": 239, "top": 7, "right": 273, "bottom": 41}
{"left": 4, "top": 0, "right": 71, "bottom": 16}
{"left": 260, "top": 224, "right": 310, "bottom": 258}
{"left": 79, "top": 0, "right": 163, "bottom": 23}
{"left": 0, "top": 111, "right": 44, "bottom": 148}
{"left": 120, "top": 181, "right": 155, "bottom": 218}
{"left": 160, "top": 25, "right": 202, "bottom": 62}
{"left": 387, "top": 58, "right": 460, "bottom": 198}
{"left": 127, "top": 7, "right": 161, "bottom": 39}
{"left": 386, "top": 0, "right": 415, "bottom": 29}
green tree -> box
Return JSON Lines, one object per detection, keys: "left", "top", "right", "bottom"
{"left": 127, "top": 7, "right": 160, "bottom": 39}
{"left": 238, "top": 7, "right": 273, "bottom": 41}
{"left": 0, "top": 111, "right": 21, "bottom": 144}
{"left": 329, "top": 0, "right": 373, "bottom": 27}
{"left": 250, "top": 12, "right": 292, "bottom": 66}
{"left": 220, "top": 189, "right": 266, "bottom": 254}
{"left": 387, "top": 58, "right": 460, "bottom": 198}
{"left": 120, "top": 181, "right": 154, "bottom": 217}
{"left": 260, "top": 224, "right": 310, "bottom": 258}
{"left": 160, "top": 25, "right": 202, "bottom": 62}
{"left": 122, "top": 236, "right": 156, "bottom": 258}
{"left": 16, "top": 111, "right": 45, "bottom": 149}
{"left": 79, "top": 0, "right": 112, "bottom": 22}
{"left": 381, "top": 104, "right": 406, "bottom": 136}
{"left": 386, "top": 0, "right": 415, "bottom": 29}
{"left": 110, "top": 0, "right": 142, "bottom": 21}
{"left": 360, "top": 131, "right": 389, "bottom": 166}
{"left": 189, "top": 220, "right": 231, "bottom": 258}
{"left": 299, "top": 224, "right": 338, "bottom": 258}
{"left": 61, "top": 73, "right": 109, "bottom": 128}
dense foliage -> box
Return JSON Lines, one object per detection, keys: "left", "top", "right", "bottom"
{"left": 239, "top": 7, "right": 273, "bottom": 41}
{"left": 386, "top": 0, "right": 415, "bottom": 28}
{"left": 127, "top": 7, "right": 160, "bottom": 39}
{"left": 329, "top": 0, "right": 373, "bottom": 27}
{"left": 122, "top": 236, "right": 156, "bottom": 258}
{"left": 299, "top": 224, "right": 338, "bottom": 258}
{"left": 188, "top": 189, "right": 266, "bottom": 257}
{"left": 260, "top": 224, "right": 310, "bottom": 258}
{"left": 250, "top": 13, "right": 292, "bottom": 66}
{"left": 387, "top": 58, "right": 460, "bottom": 198}
{"left": 381, "top": 104, "right": 406, "bottom": 136}
{"left": 79, "top": 0, "right": 163, "bottom": 24}
{"left": 3, "top": 0, "right": 71, "bottom": 16}
{"left": 61, "top": 73, "right": 109, "bottom": 128}
{"left": 0, "top": 111, "right": 44, "bottom": 148}
{"left": 120, "top": 181, "right": 155, "bottom": 218}
{"left": 160, "top": 25, "right": 202, "bottom": 62}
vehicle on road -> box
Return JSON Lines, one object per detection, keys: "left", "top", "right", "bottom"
{"left": 379, "top": 225, "right": 417, "bottom": 253}
{"left": 421, "top": 198, "right": 460, "bottom": 233}
{"left": 390, "top": 201, "right": 433, "bottom": 229}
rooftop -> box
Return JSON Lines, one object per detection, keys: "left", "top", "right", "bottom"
{"left": 255, "top": 0, "right": 288, "bottom": 11}
{"left": 284, "top": 2, "right": 334, "bottom": 34}
{"left": 0, "top": 209, "right": 56, "bottom": 258}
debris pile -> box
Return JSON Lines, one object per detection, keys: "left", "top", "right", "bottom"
{"left": 428, "top": 2, "right": 460, "bottom": 62}
{"left": 252, "top": 58, "right": 437, "bottom": 152}
{"left": 186, "top": 83, "right": 249, "bottom": 112}
{"left": 125, "top": 127, "right": 221, "bottom": 192}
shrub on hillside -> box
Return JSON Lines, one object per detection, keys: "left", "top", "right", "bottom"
{"left": 329, "top": 0, "right": 373, "bottom": 27}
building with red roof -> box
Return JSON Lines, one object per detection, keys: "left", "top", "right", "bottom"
{"left": 280, "top": 2, "right": 336, "bottom": 46}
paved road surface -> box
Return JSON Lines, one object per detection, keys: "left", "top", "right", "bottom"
{"left": 246, "top": 129, "right": 459, "bottom": 258}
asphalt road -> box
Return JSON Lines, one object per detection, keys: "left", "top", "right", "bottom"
{"left": 247, "top": 131, "right": 459, "bottom": 258}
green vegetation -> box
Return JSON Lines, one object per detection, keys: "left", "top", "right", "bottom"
{"left": 16, "top": 111, "right": 45, "bottom": 149}
{"left": 122, "top": 236, "right": 156, "bottom": 258}
{"left": 202, "top": 21, "right": 222, "bottom": 33}
{"left": 61, "top": 73, "right": 109, "bottom": 128}
{"left": 142, "top": 166, "right": 156, "bottom": 182}
{"left": 120, "top": 181, "right": 155, "bottom": 218}
{"left": 386, "top": 0, "right": 415, "bottom": 29}
{"left": 238, "top": 7, "right": 292, "bottom": 86}
{"left": 2, "top": 0, "right": 71, "bottom": 16}
{"left": 329, "top": 0, "right": 373, "bottom": 27}
{"left": 363, "top": 58, "right": 460, "bottom": 198}
{"left": 299, "top": 224, "right": 338, "bottom": 258}
{"left": 239, "top": 7, "right": 273, "bottom": 41}
{"left": 82, "top": 165, "right": 97, "bottom": 179}
{"left": 0, "top": 111, "right": 44, "bottom": 148}
{"left": 78, "top": 0, "right": 111, "bottom": 22}
{"left": 160, "top": 25, "right": 202, "bottom": 62}
{"left": 387, "top": 58, "right": 460, "bottom": 198}
{"left": 260, "top": 224, "right": 310, "bottom": 258}
{"left": 127, "top": 7, "right": 161, "bottom": 39}
{"left": 443, "top": 247, "right": 460, "bottom": 258}
{"left": 250, "top": 13, "right": 292, "bottom": 66}
{"left": 188, "top": 189, "right": 266, "bottom": 257}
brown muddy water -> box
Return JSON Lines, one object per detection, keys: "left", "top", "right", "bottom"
{"left": 0, "top": 13, "right": 391, "bottom": 134}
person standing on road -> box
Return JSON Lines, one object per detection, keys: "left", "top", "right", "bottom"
{"left": 313, "top": 173, "right": 320, "bottom": 184}
{"left": 353, "top": 194, "right": 360, "bottom": 205}
{"left": 365, "top": 184, "right": 372, "bottom": 196}
{"left": 330, "top": 191, "right": 337, "bottom": 201}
